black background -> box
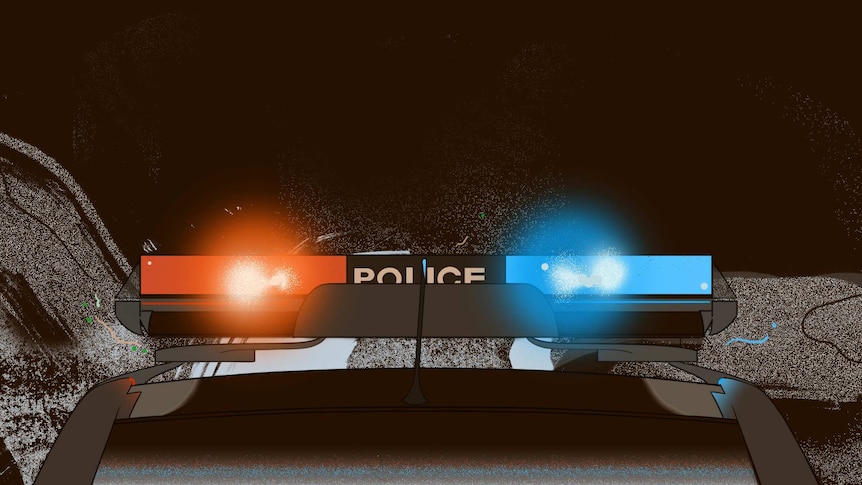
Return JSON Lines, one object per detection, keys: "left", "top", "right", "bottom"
{"left": 1, "top": 4, "right": 860, "bottom": 275}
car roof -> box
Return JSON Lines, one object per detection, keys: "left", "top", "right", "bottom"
{"left": 34, "top": 255, "right": 819, "bottom": 484}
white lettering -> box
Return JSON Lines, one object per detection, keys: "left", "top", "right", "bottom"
{"left": 352, "top": 266, "right": 487, "bottom": 284}
{"left": 464, "top": 267, "right": 485, "bottom": 283}
{"left": 437, "top": 266, "right": 461, "bottom": 284}
{"left": 354, "top": 268, "right": 374, "bottom": 283}
{"left": 376, "top": 267, "right": 403, "bottom": 284}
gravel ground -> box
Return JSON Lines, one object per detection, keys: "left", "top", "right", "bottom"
{"left": 609, "top": 276, "right": 862, "bottom": 485}
{"left": 2, "top": 130, "right": 860, "bottom": 484}
{"left": 0, "top": 134, "right": 199, "bottom": 484}
{"left": 348, "top": 338, "right": 513, "bottom": 369}
{"left": 612, "top": 277, "right": 862, "bottom": 404}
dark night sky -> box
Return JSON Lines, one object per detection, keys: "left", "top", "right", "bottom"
{"left": 1, "top": 4, "right": 860, "bottom": 275}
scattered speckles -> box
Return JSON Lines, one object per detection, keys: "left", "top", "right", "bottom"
{"left": 0, "top": 132, "right": 208, "bottom": 484}
{"left": 696, "top": 276, "right": 862, "bottom": 403}
{"left": 802, "top": 419, "right": 862, "bottom": 485}
{"left": 802, "top": 295, "right": 862, "bottom": 363}
{"left": 142, "top": 238, "right": 157, "bottom": 253}
{"left": 0, "top": 133, "right": 130, "bottom": 275}
{"left": 347, "top": 338, "right": 513, "bottom": 370}
{"left": 741, "top": 78, "right": 862, "bottom": 255}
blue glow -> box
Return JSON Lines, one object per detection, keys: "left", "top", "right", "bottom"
{"left": 553, "top": 300, "right": 711, "bottom": 304}
{"left": 724, "top": 335, "right": 769, "bottom": 346}
{"left": 506, "top": 255, "right": 712, "bottom": 296}
{"left": 508, "top": 201, "right": 643, "bottom": 257}
{"left": 711, "top": 378, "right": 735, "bottom": 416}
{"left": 553, "top": 299, "right": 710, "bottom": 312}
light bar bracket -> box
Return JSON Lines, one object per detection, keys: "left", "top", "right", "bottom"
{"left": 154, "top": 339, "right": 325, "bottom": 363}
{"left": 527, "top": 338, "right": 698, "bottom": 362}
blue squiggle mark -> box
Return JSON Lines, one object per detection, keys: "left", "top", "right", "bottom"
{"left": 725, "top": 335, "right": 770, "bottom": 346}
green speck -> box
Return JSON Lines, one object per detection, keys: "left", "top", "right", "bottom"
{"left": 85, "top": 317, "right": 93, "bottom": 323}
{"left": 82, "top": 302, "right": 88, "bottom": 308}
{"left": 131, "top": 345, "right": 137, "bottom": 351}
{"left": 479, "top": 212, "right": 486, "bottom": 219}
{"left": 142, "top": 348, "right": 147, "bottom": 354}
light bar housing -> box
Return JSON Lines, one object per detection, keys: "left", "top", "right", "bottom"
{"left": 115, "top": 255, "right": 737, "bottom": 338}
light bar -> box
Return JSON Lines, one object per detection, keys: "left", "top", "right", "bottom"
{"left": 505, "top": 255, "right": 713, "bottom": 296}
{"left": 141, "top": 255, "right": 347, "bottom": 297}
{"left": 115, "top": 255, "right": 733, "bottom": 338}
{"left": 138, "top": 255, "right": 713, "bottom": 294}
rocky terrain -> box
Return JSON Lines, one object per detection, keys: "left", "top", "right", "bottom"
{"left": 1, "top": 131, "right": 860, "bottom": 484}
{"left": 0, "top": 133, "right": 196, "bottom": 484}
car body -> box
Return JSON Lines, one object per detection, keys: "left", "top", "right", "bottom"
{"left": 35, "top": 255, "right": 818, "bottom": 484}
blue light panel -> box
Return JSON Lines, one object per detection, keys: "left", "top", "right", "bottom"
{"left": 505, "top": 255, "right": 713, "bottom": 296}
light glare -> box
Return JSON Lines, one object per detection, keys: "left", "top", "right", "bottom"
{"left": 548, "top": 253, "right": 627, "bottom": 295}
{"left": 226, "top": 261, "right": 268, "bottom": 304}
{"left": 269, "top": 267, "right": 299, "bottom": 292}
{"left": 225, "top": 261, "right": 301, "bottom": 305}
{"left": 593, "top": 256, "right": 626, "bottom": 291}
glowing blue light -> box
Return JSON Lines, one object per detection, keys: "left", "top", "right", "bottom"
{"left": 509, "top": 202, "right": 639, "bottom": 256}
{"left": 506, "top": 255, "right": 712, "bottom": 296}
{"left": 724, "top": 335, "right": 769, "bottom": 346}
{"left": 543, "top": 254, "right": 626, "bottom": 294}
{"left": 591, "top": 255, "right": 627, "bottom": 291}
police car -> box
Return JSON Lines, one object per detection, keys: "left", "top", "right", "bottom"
{"left": 35, "top": 254, "right": 817, "bottom": 484}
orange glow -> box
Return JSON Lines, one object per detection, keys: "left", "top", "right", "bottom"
{"left": 269, "top": 267, "right": 299, "bottom": 291}
{"left": 187, "top": 203, "right": 304, "bottom": 255}
{"left": 140, "top": 299, "right": 304, "bottom": 310}
{"left": 141, "top": 255, "right": 346, "bottom": 296}
{"left": 224, "top": 261, "right": 301, "bottom": 305}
